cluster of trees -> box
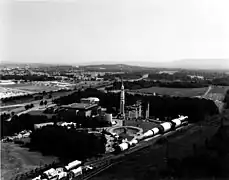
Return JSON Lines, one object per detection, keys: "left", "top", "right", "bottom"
{"left": 148, "top": 72, "right": 193, "bottom": 81}
{"left": 100, "top": 72, "right": 143, "bottom": 81}
{"left": 28, "top": 126, "right": 107, "bottom": 160}
{"left": 149, "top": 72, "right": 229, "bottom": 86}
{"left": 106, "top": 80, "right": 209, "bottom": 90}
{"left": 1, "top": 75, "right": 56, "bottom": 81}
{"left": 212, "top": 76, "right": 229, "bottom": 86}
{"left": 223, "top": 89, "right": 229, "bottom": 109}
{"left": 1, "top": 113, "right": 52, "bottom": 139}
{"left": 54, "top": 88, "right": 121, "bottom": 113}
{"left": 24, "top": 103, "right": 34, "bottom": 110}
{"left": 1, "top": 94, "right": 33, "bottom": 104}
{"left": 40, "top": 100, "right": 48, "bottom": 106}
{"left": 141, "top": 96, "right": 218, "bottom": 123}
{"left": 0, "top": 113, "right": 11, "bottom": 122}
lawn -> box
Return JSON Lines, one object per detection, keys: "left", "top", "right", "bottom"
{"left": 137, "top": 87, "right": 208, "bottom": 97}
{"left": 209, "top": 86, "right": 229, "bottom": 94}
{"left": 1, "top": 142, "right": 58, "bottom": 180}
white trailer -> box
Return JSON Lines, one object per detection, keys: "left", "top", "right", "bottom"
{"left": 119, "top": 142, "right": 130, "bottom": 151}
{"left": 129, "top": 139, "right": 138, "bottom": 146}
{"left": 31, "top": 175, "right": 41, "bottom": 180}
{"left": 64, "top": 160, "right": 82, "bottom": 171}
{"left": 42, "top": 168, "right": 58, "bottom": 180}
{"left": 69, "top": 167, "right": 83, "bottom": 179}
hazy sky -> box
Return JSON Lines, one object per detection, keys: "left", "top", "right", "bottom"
{"left": 1, "top": 0, "right": 229, "bottom": 65}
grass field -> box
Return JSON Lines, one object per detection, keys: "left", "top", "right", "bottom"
{"left": 1, "top": 142, "right": 58, "bottom": 180}
{"left": 137, "top": 87, "right": 208, "bottom": 97}
{"left": 209, "top": 86, "right": 229, "bottom": 94}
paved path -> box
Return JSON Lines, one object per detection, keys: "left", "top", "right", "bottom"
{"left": 202, "top": 85, "right": 212, "bottom": 98}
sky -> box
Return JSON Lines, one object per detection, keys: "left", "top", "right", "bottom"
{"left": 1, "top": 0, "right": 229, "bottom": 66}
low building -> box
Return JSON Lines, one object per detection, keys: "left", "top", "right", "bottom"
{"left": 60, "top": 102, "right": 100, "bottom": 117}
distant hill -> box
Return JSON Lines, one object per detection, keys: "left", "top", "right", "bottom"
{"left": 1, "top": 59, "right": 228, "bottom": 72}
{"left": 140, "top": 59, "right": 229, "bottom": 71}
{"left": 79, "top": 64, "right": 155, "bottom": 72}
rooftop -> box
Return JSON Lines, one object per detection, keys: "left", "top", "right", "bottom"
{"left": 61, "top": 103, "right": 98, "bottom": 110}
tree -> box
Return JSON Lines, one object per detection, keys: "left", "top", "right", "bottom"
{"left": 11, "top": 111, "right": 15, "bottom": 116}
{"left": 25, "top": 105, "right": 29, "bottom": 110}
{"left": 40, "top": 100, "right": 43, "bottom": 106}
{"left": 44, "top": 100, "right": 48, "bottom": 107}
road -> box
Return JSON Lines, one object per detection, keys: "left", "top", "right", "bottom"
{"left": 202, "top": 85, "right": 212, "bottom": 98}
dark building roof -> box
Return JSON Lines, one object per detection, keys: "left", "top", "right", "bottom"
{"left": 60, "top": 103, "right": 98, "bottom": 110}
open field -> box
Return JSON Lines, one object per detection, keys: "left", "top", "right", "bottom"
{"left": 1, "top": 142, "right": 58, "bottom": 180}
{"left": 137, "top": 86, "right": 208, "bottom": 97}
{"left": 209, "top": 86, "right": 229, "bottom": 94}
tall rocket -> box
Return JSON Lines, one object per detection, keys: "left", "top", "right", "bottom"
{"left": 139, "top": 104, "right": 142, "bottom": 118}
{"left": 120, "top": 79, "right": 125, "bottom": 117}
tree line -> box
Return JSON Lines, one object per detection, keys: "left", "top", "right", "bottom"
{"left": 106, "top": 80, "right": 209, "bottom": 91}
{"left": 224, "top": 89, "right": 229, "bottom": 109}
{"left": 28, "top": 125, "right": 107, "bottom": 160}
{"left": 54, "top": 88, "right": 219, "bottom": 123}
{"left": 1, "top": 75, "right": 56, "bottom": 81}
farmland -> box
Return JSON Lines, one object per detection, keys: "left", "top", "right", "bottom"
{"left": 209, "top": 86, "right": 229, "bottom": 94}
{"left": 137, "top": 86, "right": 208, "bottom": 97}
